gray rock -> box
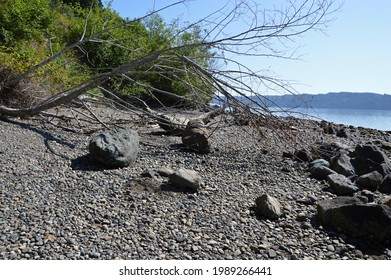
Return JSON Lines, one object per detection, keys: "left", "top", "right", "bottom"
{"left": 158, "top": 167, "right": 174, "bottom": 177}
{"left": 353, "top": 144, "right": 391, "bottom": 176}
{"left": 88, "top": 128, "right": 139, "bottom": 167}
{"left": 379, "top": 175, "right": 391, "bottom": 194}
{"left": 308, "top": 159, "right": 330, "bottom": 169}
{"left": 168, "top": 168, "right": 202, "bottom": 191}
{"left": 327, "top": 173, "right": 359, "bottom": 195}
{"left": 355, "top": 171, "right": 383, "bottom": 191}
{"left": 255, "top": 194, "right": 282, "bottom": 220}
{"left": 310, "top": 165, "right": 336, "bottom": 180}
{"left": 331, "top": 153, "right": 356, "bottom": 177}
{"left": 181, "top": 119, "right": 211, "bottom": 153}
{"left": 317, "top": 197, "right": 391, "bottom": 243}
{"left": 294, "top": 148, "right": 312, "bottom": 162}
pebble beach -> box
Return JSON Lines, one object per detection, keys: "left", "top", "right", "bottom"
{"left": 1, "top": 107, "right": 391, "bottom": 260}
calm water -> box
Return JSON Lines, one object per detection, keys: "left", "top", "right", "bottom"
{"left": 271, "top": 107, "right": 391, "bottom": 131}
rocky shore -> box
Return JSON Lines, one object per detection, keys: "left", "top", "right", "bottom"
{"left": 1, "top": 107, "right": 391, "bottom": 260}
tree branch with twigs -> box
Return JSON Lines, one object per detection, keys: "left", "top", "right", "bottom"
{"left": 0, "top": 0, "right": 339, "bottom": 138}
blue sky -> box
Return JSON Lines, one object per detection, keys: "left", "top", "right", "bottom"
{"left": 106, "top": 0, "right": 391, "bottom": 95}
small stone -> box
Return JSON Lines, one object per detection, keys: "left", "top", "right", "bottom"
{"left": 355, "top": 250, "right": 364, "bottom": 258}
{"left": 158, "top": 167, "right": 174, "bottom": 177}
{"left": 289, "top": 253, "right": 299, "bottom": 260}
{"left": 327, "top": 245, "right": 335, "bottom": 252}
{"left": 168, "top": 168, "right": 202, "bottom": 191}
{"left": 268, "top": 249, "right": 277, "bottom": 258}
{"left": 301, "top": 222, "right": 312, "bottom": 229}
{"left": 296, "top": 212, "right": 307, "bottom": 222}
{"left": 255, "top": 194, "right": 282, "bottom": 220}
{"left": 380, "top": 196, "right": 391, "bottom": 207}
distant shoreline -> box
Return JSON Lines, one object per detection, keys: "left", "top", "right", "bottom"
{"left": 234, "top": 92, "right": 391, "bottom": 111}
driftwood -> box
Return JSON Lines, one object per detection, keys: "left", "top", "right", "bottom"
{"left": 145, "top": 106, "right": 225, "bottom": 135}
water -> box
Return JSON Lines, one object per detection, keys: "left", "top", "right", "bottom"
{"left": 270, "top": 107, "right": 391, "bottom": 131}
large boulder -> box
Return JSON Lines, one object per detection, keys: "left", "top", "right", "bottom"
{"left": 255, "top": 194, "right": 282, "bottom": 220}
{"left": 355, "top": 171, "right": 383, "bottom": 191}
{"left": 353, "top": 144, "right": 391, "bottom": 176}
{"left": 168, "top": 168, "right": 202, "bottom": 192}
{"left": 317, "top": 197, "right": 391, "bottom": 243}
{"left": 181, "top": 119, "right": 211, "bottom": 153}
{"left": 379, "top": 175, "right": 391, "bottom": 194}
{"left": 89, "top": 128, "right": 139, "bottom": 168}
{"left": 331, "top": 153, "right": 356, "bottom": 177}
{"left": 327, "top": 173, "right": 359, "bottom": 196}
{"left": 309, "top": 165, "right": 336, "bottom": 180}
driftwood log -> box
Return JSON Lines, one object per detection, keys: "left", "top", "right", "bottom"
{"left": 146, "top": 106, "right": 225, "bottom": 135}
{"left": 144, "top": 106, "right": 225, "bottom": 153}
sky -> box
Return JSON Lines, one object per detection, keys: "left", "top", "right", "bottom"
{"left": 106, "top": 0, "right": 391, "bottom": 95}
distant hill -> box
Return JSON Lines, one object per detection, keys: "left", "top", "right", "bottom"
{"left": 236, "top": 92, "right": 391, "bottom": 110}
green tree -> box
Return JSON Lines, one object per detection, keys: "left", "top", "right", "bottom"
{"left": 0, "top": 0, "right": 53, "bottom": 45}
{"left": 60, "top": 0, "right": 102, "bottom": 8}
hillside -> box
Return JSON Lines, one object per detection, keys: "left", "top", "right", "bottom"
{"left": 245, "top": 92, "right": 391, "bottom": 110}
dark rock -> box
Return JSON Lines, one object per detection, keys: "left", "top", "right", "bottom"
{"left": 379, "top": 175, "right": 391, "bottom": 194}
{"left": 141, "top": 169, "right": 159, "bottom": 179}
{"left": 311, "top": 142, "right": 344, "bottom": 162}
{"left": 294, "top": 148, "right": 312, "bottom": 162}
{"left": 355, "top": 171, "right": 383, "bottom": 191}
{"left": 282, "top": 151, "right": 294, "bottom": 158}
{"left": 327, "top": 173, "right": 359, "bottom": 195}
{"left": 353, "top": 144, "right": 391, "bottom": 176}
{"left": 168, "top": 168, "right": 202, "bottom": 191}
{"left": 181, "top": 119, "right": 211, "bottom": 153}
{"left": 321, "top": 121, "right": 336, "bottom": 135}
{"left": 331, "top": 153, "right": 356, "bottom": 177}
{"left": 336, "top": 128, "right": 348, "bottom": 138}
{"left": 88, "top": 128, "right": 139, "bottom": 168}
{"left": 308, "top": 159, "right": 330, "bottom": 169}
{"left": 381, "top": 141, "right": 391, "bottom": 151}
{"left": 357, "top": 190, "right": 375, "bottom": 203}
{"left": 317, "top": 197, "right": 391, "bottom": 243}
{"left": 255, "top": 194, "right": 282, "bottom": 220}
{"left": 309, "top": 165, "right": 336, "bottom": 180}
{"left": 354, "top": 194, "right": 369, "bottom": 203}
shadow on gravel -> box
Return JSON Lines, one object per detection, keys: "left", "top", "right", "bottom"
{"left": 0, "top": 117, "right": 76, "bottom": 159}
{"left": 310, "top": 215, "right": 390, "bottom": 258}
{"left": 160, "top": 183, "right": 197, "bottom": 194}
{"left": 71, "top": 154, "right": 107, "bottom": 171}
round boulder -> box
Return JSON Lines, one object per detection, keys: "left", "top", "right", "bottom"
{"left": 89, "top": 127, "right": 139, "bottom": 168}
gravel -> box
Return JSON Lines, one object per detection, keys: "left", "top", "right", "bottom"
{"left": 1, "top": 110, "right": 391, "bottom": 260}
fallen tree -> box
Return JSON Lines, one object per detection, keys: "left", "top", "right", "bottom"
{"left": 0, "top": 0, "right": 338, "bottom": 138}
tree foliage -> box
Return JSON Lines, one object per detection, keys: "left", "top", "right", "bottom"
{"left": 0, "top": 0, "right": 214, "bottom": 105}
